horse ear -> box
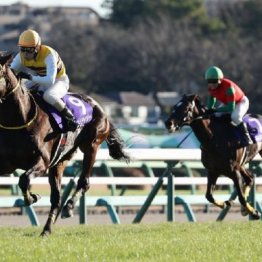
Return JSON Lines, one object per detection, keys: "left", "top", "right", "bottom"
{"left": 187, "top": 94, "right": 197, "bottom": 102}
{"left": 0, "top": 51, "right": 14, "bottom": 66}
{"left": 193, "top": 95, "right": 200, "bottom": 102}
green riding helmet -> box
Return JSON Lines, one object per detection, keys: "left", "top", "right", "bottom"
{"left": 205, "top": 66, "right": 224, "bottom": 80}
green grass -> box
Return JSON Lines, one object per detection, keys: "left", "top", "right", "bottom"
{"left": 0, "top": 222, "right": 262, "bottom": 261}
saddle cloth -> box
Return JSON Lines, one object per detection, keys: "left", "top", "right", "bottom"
{"left": 38, "top": 93, "right": 93, "bottom": 132}
{"left": 211, "top": 114, "right": 262, "bottom": 148}
{"left": 244, "top": 114, "right": 262, "bottom": 143}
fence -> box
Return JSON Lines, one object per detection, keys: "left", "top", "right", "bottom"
{"left": 0, "top": 149, "right": 261, "bottom": 225}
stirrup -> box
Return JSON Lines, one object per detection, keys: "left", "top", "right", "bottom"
{"left": 243, "top": 132, "right": 253, "bottom": 145}
{"left": 245, "top": 137, "right": 253, "bottom": 145}
{"left": 242, "top": 136, "right": 252, "bottom": 146}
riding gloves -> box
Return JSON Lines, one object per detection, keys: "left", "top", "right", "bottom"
{"left": 17, "top": 72, "right": 32, "bottom": 80}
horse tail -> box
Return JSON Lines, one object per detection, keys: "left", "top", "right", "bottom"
{"left": 106, "top": 121, "right": 130, "bottom": 163}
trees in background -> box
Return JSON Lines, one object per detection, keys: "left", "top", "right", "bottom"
{"left": 48, "top": 0, "right": 262, "bottom": 112}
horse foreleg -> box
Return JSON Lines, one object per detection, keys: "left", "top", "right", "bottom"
{"left": 41, "top": 162, "right": 66, "bottom": 237}
{"left": 18, "top": 160, "right": 46, "bottom": 206}
{"left": 205, "top": 172, "right": 227, "bottom": 209}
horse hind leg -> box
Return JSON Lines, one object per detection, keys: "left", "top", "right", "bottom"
{"left": 259, "top": 149, "right": 262, "bottom": 159}
{"left": 233, "top": 169, "right": 260, "bottom": 220}
{"left": 240, "top": 184, "right": 251, "bottom": 216}
{"left": 240, "top": 167, "right": 254, "bottom": 216}
{"left": 61, "top": 116, "right": 110, "bottom": 218}
{"left": 61, "top": 146, "right": 97, "bottom": 219}
{"left": 106, "top": 121, "right": 130, "bottom": 162}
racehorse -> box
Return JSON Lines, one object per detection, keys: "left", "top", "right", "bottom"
{"left": 0, "top": 52, "right": 130, "bottom": 236}
{"left": 165, "top": 94, "right": 262, "bottom": 219}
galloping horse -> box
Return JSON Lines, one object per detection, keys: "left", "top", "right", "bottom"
{"left": 165, "top": 94, "right": 262, "bottom": 219}
{"left": 0, "top": 52, "right": 130, "bottom": 235}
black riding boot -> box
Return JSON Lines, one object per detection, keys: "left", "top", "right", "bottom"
{"left": 61, "top": 107, "right": 78, "bottom": 131}
{"left": 237, "top": 122, "right": 252, "bottom": 145}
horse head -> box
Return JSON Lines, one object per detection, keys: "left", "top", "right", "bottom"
{"left": 165, "top": 94, "right": 204, "bottom": 132}
{"left": 0, "top": 51, "right": 18, "bottom": 101}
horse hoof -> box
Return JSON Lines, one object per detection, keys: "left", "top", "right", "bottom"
{"left": 40, "top": 230, "right": 51, "bottom": 237}
{"left": 251, "top": 210, "right": 260, "bottom": 220}
{"left": 24, "top": 193, "right": 41, "bottom": 206}
{"left": 61, "top": 206, "right": 74, "bottom": 219}
{"left": 31, "top": 193, "right": 41, "bottom": 204}
{"left": 241, "top": 206, "right": 249, "bottom": 216}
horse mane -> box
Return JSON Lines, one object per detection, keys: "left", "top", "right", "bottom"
{"left": 0, "top": 52, "right": 18, "bottom": 89}
{"left": 183, "top": 94, "right": 207, "bottom": 116}
{"left": 187, "top": 94, "right": 241, "bottom": 149}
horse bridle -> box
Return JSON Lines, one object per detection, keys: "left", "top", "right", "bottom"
{"left": 0, "top": 67, "right": 38, "bottom": 130}
{"left": 170, "top": 99, "right": 205, "bottom": 130}
{"left": 172, "top": 100, "right": 195, "bottom": 129}
{"left": 0, "top": 64, "right": 19, "bottom": 103}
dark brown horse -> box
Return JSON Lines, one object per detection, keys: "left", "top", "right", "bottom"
{"left": 0, "top": 53, "right": 130, "bottom": 235}
{"left": 165, "top": 94, "right": 262, "bottom": 219}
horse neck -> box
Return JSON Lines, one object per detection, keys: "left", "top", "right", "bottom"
{"left": 190, "top": 105, "right": 213, "bottom": 146}
{"left": 0, "top": 85, "right": 32, "bottom": 127}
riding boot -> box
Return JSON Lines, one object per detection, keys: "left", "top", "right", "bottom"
{"left": 61, "top": 107, "right": 78, "bottom": 131}
{"left": 237, "top": 122, "right": 253, "bottom": 145}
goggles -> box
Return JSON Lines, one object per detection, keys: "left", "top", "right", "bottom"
{"left": 20, "top": 47, "right": 35, "bottom": 54}
{"left": 207, "top": 79, "right": 219, "bottom": 84}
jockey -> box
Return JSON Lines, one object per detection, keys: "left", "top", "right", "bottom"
{"left": 205, "top": 66, "right": 252, "bottom": 145}
{"left": 10, "top": 29, "right": 78, "bottom": 131}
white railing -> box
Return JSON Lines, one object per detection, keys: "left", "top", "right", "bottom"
{"left": 0, "top": 148, "right": 261, "bottom": 186}
{"left": 1, "top": 176, "right": 262, "bottom": 186}
{"left": 75, "top": 148, "right": 203, "bottom": 161}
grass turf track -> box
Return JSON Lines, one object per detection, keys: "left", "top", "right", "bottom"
{"left": 0, "top": 221, "right": 261, "bottom": 262}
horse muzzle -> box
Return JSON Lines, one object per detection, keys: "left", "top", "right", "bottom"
{"left": 165, "top": 119, "right": 178, "bottom": 133}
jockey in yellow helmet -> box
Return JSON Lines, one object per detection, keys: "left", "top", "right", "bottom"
{"left": 10, "top": 29, "right": 78, "bottom": 131}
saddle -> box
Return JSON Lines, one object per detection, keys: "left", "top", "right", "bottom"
{"left": 33, "top": 92, "right": 93, "bottom": 133}
{"left": 210, "top": 114, "right": 262, "bottom": 149}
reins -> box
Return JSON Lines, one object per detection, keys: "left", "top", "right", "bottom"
{"left": 189, "top": 100, "right": 210, "bottom": 123}
{"left": 0, "top": 81, "right": 38, "bottom": 130}
{"left": 192, "top": 115, "right": 205, "bottom": 122}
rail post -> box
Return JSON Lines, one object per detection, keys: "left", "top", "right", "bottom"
{"left": 133, "top": 161, "right": 178, "bottom": 223}
{"left": 79, "top": 194, "right": 86, "bottom": 224}
{"left": 167, "top": 163, "right": 174, "bottom": 221}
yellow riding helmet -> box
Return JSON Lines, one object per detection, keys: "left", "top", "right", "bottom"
{"left": 18, "top": 29, "right": 41, "bottom": 47}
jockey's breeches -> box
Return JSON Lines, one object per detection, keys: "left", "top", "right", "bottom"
{"left": 231, "top": 96, "right": 249, "bottom": 125}
{"left": 26, "top": 74, "right": 70, "bottom": 112}
{"left": 215, "top": 96, "right": 249, "bottom": 125}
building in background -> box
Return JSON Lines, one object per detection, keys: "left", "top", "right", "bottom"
{"left": 0, "top": 2, "right": 100, "bottom": 50}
